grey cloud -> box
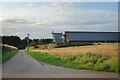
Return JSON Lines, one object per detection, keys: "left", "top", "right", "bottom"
{"left": 1, "top": 19, "right": 32, "bottom": 24}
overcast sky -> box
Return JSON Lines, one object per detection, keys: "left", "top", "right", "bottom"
{"left": 0, "top": 2, "right": 118, "bottom": 39}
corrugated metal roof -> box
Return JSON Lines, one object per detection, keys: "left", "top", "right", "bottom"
{"left": 65, "top": 31, "right": 119, "bottom": 41}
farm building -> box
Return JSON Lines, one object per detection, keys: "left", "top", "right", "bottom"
{"left": 64, "top": 31, "right": 119, "bottom": 42}
{"left": 52, "top": 32, "right": 62, "bottom": 44}
{"left": 52, "top": 31, "right": 119, "bottom": 43}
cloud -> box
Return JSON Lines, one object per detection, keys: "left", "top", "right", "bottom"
{"left": 27, "top": 3, "right": 33, "bottom": 7}
{"left": 15, "top": 32, "right": 20, "bottom": 36}
{"left": 1, "top": 2, "right": 118, "bottom": 39}
{"left": 1, "top": 7, "right": 117, "bottom": 25}
{"left": 1, "top": 19, "right": 31, "bottom": 24}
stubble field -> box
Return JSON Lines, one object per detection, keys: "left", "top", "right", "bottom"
{"left": 32, "top": 43, "right": 118, "bottom": 56}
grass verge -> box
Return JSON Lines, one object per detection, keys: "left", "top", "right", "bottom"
{"left": 26, "top": 50, "right": 119, "bottom": 73}
{"left": 2, "top": 46, "right": 18, "bottom": 63}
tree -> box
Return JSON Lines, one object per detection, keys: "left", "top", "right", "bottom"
{"left": 20, "top": 37, "right": 32, "bottom": 49}
{"left": 2, "top": 36, "right": 32, "bottom": 49}
{"left": 33, "top": 39, "right": 40, "bottom": 45}
{"left": 30, "top": 41, "right": 37, "bottom": 46}
{"left": 2, "top": 36, "right": 21, "bottom": 48}
{"left": 39, "top": 39, "right": 53, "bottom": 45}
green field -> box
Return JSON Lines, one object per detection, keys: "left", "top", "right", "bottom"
{"left": 26, "top": 50, "right": 119, "bottom": 73}
{"left": 1, "top": 46, "right": 18, "bottom": 63}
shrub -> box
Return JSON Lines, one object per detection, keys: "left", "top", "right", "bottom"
{"left": 30, "top": 41, "right": 37, "bottom": 46}
{"left": 55, "top": 42, "right": 93, "bottom": 48}
{"left": 97, "top": 42, "right": 101, "bottom": 45}
{"left": 34, "top": 45, "right": 39, "bottom": 48}
{"left": 85, "top": 62, "right": 94, "bottom": 69}
{"left": 103, "top": 57, "right": 118, "bottom": 72}
{"left": 94, "top": 62, "right": 105, "bottom": 71}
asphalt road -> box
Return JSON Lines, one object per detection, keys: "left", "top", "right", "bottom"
{"left": 2, "top": 50, "right": 118, "bottom": 78}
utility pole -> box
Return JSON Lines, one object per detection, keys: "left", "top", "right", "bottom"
{"left": 27, "top": 34, "right": 29, "bottom": 50}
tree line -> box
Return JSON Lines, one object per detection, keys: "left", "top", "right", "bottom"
{"left": 2, "top": 36, "right": 53, "bottom": 49}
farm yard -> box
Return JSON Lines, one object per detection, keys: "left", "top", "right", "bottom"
{"left": 26, "top": 43, "right": 119, "bottom": 73}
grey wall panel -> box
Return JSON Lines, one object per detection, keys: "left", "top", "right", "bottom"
{"left": 52, "top": 33, "right": 62, "bottom": 43}
{"left": 65, "top": 32, "right": 118, "bottom": 41}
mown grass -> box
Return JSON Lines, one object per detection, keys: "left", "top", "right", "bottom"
{"left": 1, "top": 46, "right": 18, "bottom": 63}
{"left": 26, "top": 50, "right": 119, "bottom": 73}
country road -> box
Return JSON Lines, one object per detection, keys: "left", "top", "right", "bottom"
{"left": 2, "top": 50, "right": 118, "bottom": 78}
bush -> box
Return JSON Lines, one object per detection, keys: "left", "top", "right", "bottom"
{"left": 85, "top": 62, "right": 94, "bottom": 69}
{"left": 30, "top": 41, "right": 38, "bottom": 46}
{"left": 97, "top": 42, "right": 101, "bottom": 45}
{"left": 55, "top": 42, "right": 93, "bottom": 48}
{"left": 34, "top": 45, "right": 39, "bottom": 48}
{"left": 103, "top": 57, "right": 118, "bottom": 72}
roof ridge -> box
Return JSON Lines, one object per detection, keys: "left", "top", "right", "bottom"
{"left": 65, "top": 31, "right": 118, "bottom": 33}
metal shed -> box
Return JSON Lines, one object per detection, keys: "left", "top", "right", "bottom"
{"left": 52, "top": 32, "right": 62, "bottom": 44}
{"left": 64, "top": 31, "right": 118, "bottom": 42}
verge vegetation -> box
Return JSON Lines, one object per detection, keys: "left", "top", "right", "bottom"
{"left": 26, "top": 50, "right": 119, "bottom": 73}
{"left": 1, "top": 45, "right": 18, "bottom": 63}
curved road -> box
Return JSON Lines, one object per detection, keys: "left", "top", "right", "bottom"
{"left": 3, "top": 50, "right": 118, "bottom": 78}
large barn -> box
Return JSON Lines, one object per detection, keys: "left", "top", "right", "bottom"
{"left": 52, "top": 31, "right": 119, "bottom": 44}
{"left": 64, "top": 31, "right": 119, "bottom": 42}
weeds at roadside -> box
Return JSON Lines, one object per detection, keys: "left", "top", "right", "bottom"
{"left": 26, "top": 50, "right": 118, "bottom": 73}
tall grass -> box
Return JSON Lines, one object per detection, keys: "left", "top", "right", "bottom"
{"left": 2, "top": 46, "right": 18, "bottom": 63}
{"left": 34, "top": 43, "right": 118, "bottom": 56}
{"left": 26, "top": 50, "right": 119, "bottom": 73}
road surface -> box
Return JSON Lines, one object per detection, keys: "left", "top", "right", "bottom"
{"left": 2, "top": 50, "right": 118, "bottom": 78}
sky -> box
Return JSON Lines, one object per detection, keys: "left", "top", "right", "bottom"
{"left": 0, "top": 2, "right": 118, "bottom": 39}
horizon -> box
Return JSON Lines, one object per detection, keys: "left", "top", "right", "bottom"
{"left": 1, "top": 31, "right": 119, "bottom": 40}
